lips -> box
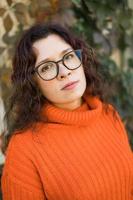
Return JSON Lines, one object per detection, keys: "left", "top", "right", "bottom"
{"left": 61, "top": 80, "right": 79, "bottom": 90}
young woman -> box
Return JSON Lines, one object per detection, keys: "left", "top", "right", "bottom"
{"left": 1, "top": 23, "right": 133, "bottom": 200}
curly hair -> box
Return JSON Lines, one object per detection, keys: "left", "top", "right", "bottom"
{"left": 3, "top": 22, "right": 109, "bottom": 152}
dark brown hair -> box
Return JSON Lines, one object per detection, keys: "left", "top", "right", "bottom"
{"left": 3, "top": 22, "right": 109, "bottom": 152}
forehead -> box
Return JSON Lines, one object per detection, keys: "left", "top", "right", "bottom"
{"left": 32, "top": 34, "right": 72, "bottom": 60}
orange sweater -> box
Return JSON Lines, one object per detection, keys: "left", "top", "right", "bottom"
{"left": 1, "top": 96, "right": 133, "bottom": 200}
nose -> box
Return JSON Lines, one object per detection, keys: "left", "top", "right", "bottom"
{"left": 57, "top": 62, "right": 72, "bottom": 80}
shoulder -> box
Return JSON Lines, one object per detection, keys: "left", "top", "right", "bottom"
{"left": 102, "top": 103, "right": 129, "bottom": 143}
{"left": 4, "top": 129, "right": 36, "bottom": 169}
{"left": 3, "top": 128, "right": 40, "bottom": 179}
{"left": 7, "top": 129, "right": 33, "bottom": 148}
{"left": 4, "top": 122, "right": 47, "bottom": 164}
{"left": 101, "top": 102, "right": 118, "bottom": 119}
{"left": 102, "top": 103, "right": 122, "bottom": 126}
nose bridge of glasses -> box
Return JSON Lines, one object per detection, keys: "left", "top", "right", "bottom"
{"left": 56, "top": 58, "right": 70, "bottom": 73}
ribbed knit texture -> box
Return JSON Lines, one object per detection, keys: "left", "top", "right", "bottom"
{"left": 1, "top": 95, "right": 133, "bottom": 200}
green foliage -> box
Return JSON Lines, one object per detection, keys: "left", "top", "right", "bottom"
{"left": 72, "top": 0, "right": 133, "bottom": 147}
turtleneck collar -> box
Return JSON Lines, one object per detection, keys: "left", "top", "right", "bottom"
{"left": 41, "top": 95, "right": 103, "bottom": 126}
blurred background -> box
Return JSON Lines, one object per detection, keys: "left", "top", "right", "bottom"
{"left": 0, "top": 0, "right": 133, "bottom": 198}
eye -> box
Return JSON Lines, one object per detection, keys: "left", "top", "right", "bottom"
{"left": 40, "top": 63, "right": 55, "bottom": 73}
{"left": 41, "top": 65, "right": 50, "bottom": 72}
{"left": 65, "top": 53, "right": 74, "bottom": 60}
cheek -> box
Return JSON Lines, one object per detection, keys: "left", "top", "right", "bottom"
{"left": 36, "top": 79, "right": 58, "bottom": 97}
{"left": 78, "top": 66, "right": 86, "bottom": 81}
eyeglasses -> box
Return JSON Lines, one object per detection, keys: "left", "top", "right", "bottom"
{"left": 33, "top": 49, "right": 82, "bottom": 81}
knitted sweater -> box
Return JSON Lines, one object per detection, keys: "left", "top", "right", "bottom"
{"left": 1, "top": 96, "right": 133, "bottom": 200}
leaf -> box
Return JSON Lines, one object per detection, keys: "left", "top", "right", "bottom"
{"left": 0, "top": 8, "right": 6, "bottom": 16}
{"left": 128, "top": 58, "right": 133, "bottom": 69}
{"left": 6, "top": 0, "right": 12, "bottom": 6}
{"left": 3, "top": 32, "right": 17, "bottom": 45}
{"left": 13, "top": 3, "right": 29, "bottom": 25}
{"left": 3, "top": 14, "right": 13, "bottom": 32}
{"left": 0, "top": 48, "right": 5, "bottom": 54}
{"left": 71, "top": 0, "right": 81, "bottom": 5}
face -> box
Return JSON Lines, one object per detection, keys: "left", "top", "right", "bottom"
{"left": 33, "top": 34, "right": 86, "bottom": 110}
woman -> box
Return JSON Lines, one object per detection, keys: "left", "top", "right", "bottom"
{"left": 1, "top": 22, "right": 133, "bottom": 200}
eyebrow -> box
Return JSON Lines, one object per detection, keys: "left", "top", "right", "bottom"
{"left": 36, "top": 48, "right": 73, "bottom": 66}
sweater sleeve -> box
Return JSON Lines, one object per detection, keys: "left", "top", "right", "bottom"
{"left": 1, "top": 133, "right": 47, "bottom": 200}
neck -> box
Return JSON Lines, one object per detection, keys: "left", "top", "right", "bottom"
{"left": 53, "top": 98, "right": 83, "bottom": 111}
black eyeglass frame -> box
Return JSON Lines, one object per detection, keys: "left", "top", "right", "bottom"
{"left": 32, "top": 49, "right": 82, "bottom": 81}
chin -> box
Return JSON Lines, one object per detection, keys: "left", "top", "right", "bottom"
{"left": 63, "top": 93, "right": 84, "bottom": 103}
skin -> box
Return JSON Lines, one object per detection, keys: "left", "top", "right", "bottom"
{"left": 33, "top": 34, "right": 87, "bottom": 111}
